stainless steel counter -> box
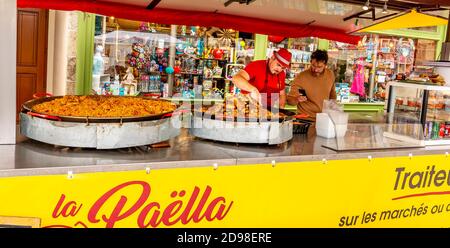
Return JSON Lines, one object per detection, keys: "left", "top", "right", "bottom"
{"left": 1, "top": 123, "right": 449, "bottom": 178}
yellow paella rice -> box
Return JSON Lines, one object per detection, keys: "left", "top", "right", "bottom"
{"left": 32, "top": 95, "right": 177, "bottom": 117}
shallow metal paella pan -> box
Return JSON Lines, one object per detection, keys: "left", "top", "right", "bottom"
{"left": 21, "top": 95, "right": 178, "bottom": 123}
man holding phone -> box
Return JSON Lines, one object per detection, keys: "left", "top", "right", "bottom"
{"left": 287, "top": 50, "right": 336, "bottom": 119}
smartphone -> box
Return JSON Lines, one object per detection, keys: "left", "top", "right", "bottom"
{"left": 298, "top": 88, "right": 306, "bottom": 96}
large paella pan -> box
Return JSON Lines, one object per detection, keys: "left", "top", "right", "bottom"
{"left": 22, "top": 95, "right": 178, "bottom": 123}
{"left": 20, "top": 95, "right": 182, "bottom": 149}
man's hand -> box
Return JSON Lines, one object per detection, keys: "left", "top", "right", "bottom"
{"left": 249, "top": 88, "right": 262, "bottom": 104}
{"left": 297, "top": 96, "right": 307, "bottom": 103}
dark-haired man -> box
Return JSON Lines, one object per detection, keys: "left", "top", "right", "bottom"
{"left": 287, "top": 49, "right": 336, "bottom": 119}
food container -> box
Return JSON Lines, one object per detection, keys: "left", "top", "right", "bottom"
{"left": 445, "top": 99, "right": 450, "bottom": 112}
{"left": 407, "top": 97, "right": 417, "bottom": 107}
{"left": 395, "top": 97, "right": 404, "bottom": 106}
{"left": 416, "top": 101, "right": 422, "bottom": 109}
{"left": 293, "top": 118, "right": 314, "bottom": 134}
{"left": 428, "top": 98, "right": 437, "bottom": 109}
{"left": 436, "top": 100, "right": 445, "bottom": 110}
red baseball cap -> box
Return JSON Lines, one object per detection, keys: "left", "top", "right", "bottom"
{"left": 274, "top": 48, "right": 292, "bottom": 68}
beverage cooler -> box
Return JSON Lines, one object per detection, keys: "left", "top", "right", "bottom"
{"left": 386, "top": 81, "right": 450, "bottom": 146}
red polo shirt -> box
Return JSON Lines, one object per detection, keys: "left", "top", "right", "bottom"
{"left": 242, "top": 60, "right": 285, "bottom": 107}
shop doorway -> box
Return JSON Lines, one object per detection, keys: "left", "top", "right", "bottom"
{"left": 16, "top": 8, "right": 48, "bottom": 121}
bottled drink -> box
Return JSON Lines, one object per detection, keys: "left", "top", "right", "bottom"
{"left": 439, "top": 122, "right": 445, "bottom": 138}
{"left": 432, "top": 121, "right": 440, "bottom": 140}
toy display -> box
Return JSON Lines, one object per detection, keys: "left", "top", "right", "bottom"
{"left": 126, "top": 41, "right": 150, "bottom": 72}
{"left": 212, "top": 46, "right": 225, "bottom": 60}
{"left": 212, "top": 66, "right": 223, "bottom": 78}
{"left": 350, "top": 58, "right": 366, "bottom": 97}
{"left": 95, "top": 21, "right": 239, "bottom": 98}
{"left": 335, "top": 83, "right": 351, "bottom": 103}
{"left": 225, "top": 64, "right": 245, "bottom": 79}
{"left": 122, "top": 67, "right": 138, "bottom": 96}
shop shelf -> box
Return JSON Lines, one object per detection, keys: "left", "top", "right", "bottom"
{"left": 424, "top": 139, "right": 450, "bottom": 146}
{"left": 179, "top": 72, "right": 203, "bottom": 75}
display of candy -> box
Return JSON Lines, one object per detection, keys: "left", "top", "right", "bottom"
{"left": 127, "top": 42, "right": 150, "bottom": 73}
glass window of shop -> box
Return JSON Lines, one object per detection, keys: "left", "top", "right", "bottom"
{"left": 329, "top": 35, "right": 438, "bottom": 102}
{"left": 92, "top": 15, "right": 255, "bottom": 99}
{"left": 374, "top": 36, "right": 437, "bottom": 77}
{"left": 375, "top": 37, "right": 436, "bottom": 90}
{"left": 326, "top": 40, "right": 367, "bottom": 102}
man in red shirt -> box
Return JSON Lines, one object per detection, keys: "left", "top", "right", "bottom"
{"left": 231, "top": 48, "right": 291, "bottom": 109}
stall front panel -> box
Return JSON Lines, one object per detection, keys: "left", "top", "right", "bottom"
{"left": 0, "top": 154, "right": 449, "bottom": 228}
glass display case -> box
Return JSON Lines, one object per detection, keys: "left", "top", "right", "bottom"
{"left": 319, "top": 112, "right": 424, "bottom": 152}
{"left": 386, "top": 81, "right": 450, "bottom": 145}
{"left": 322, "top": 123, "right": 425, "bottom": 151}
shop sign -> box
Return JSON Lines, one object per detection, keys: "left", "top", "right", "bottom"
{"left": 0, "top": 154, "right": 449, "bottom": 228}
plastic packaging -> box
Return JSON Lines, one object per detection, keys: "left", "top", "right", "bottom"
{"left": 407, "top": 97, "right": 417, "bottom": 107}
{"left": 316, "top": 100, "right": 349, "bottom": 138}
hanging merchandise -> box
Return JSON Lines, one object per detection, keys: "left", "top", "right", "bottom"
{"left": 165, "top": 66, "right": 174, "bottom": 75}
{"left": 212, "top": 65, "right": 223, "bottom": 78}
{"left": 173, "top": 60, "right": 182, "bottom": 74}
{"left": 126, "top": 41, "right": 150, "bottom": 72}
{"left": 197, "top": 38, "right": 205, "bottom": 57}
{"left": 239, "top": 40, "right": 246, "bottom": 50}
{"left": 216, "top": 29, "right": 236, "bottom": 47}
{"left": 184, "top": 43, "right": 196, "bottom": 56}
{"left": 138, "top": 22, "right": 150, "bottom": 32}
{"left": 157, "top": 51, "right": 168, "bottom": 69}
{"left": 350, "top": 58, "right": 366, "bottom": 97}
{"left": 176, "top": 43, "right": 186, "bottom": 55}
{"left": 365, "top": 37, "right": 375, "bottom": 63}
{"left": 212, "top": 46, "right": 225, "bottom": 60}
{"left": 396, "top": 38, "right": 415, "bottom": 64}
{"left": 149, "top": 60, "right": 159, "bottom": 72}
{"left": 190, "top": 26, "right": 197, "bottom": 36}
{"left": 156, "top": 39, "right": 165, "bottom": 54}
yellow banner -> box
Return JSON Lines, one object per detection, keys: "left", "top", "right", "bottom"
{"left": 0, "top": 154, "right": 450, "bottom": 228}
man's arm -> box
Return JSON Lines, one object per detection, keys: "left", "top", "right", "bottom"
{"left": 232, "top": 70, "right": 261, "bottom": 103}
{"left": 329, "top": 83, "right": 337, "bottom": 100}
{"left": 231, "top": 70, "right": 258, "bottom": 93}
{"left": 329, "top": 71, "right": 337, "bottom": 100}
